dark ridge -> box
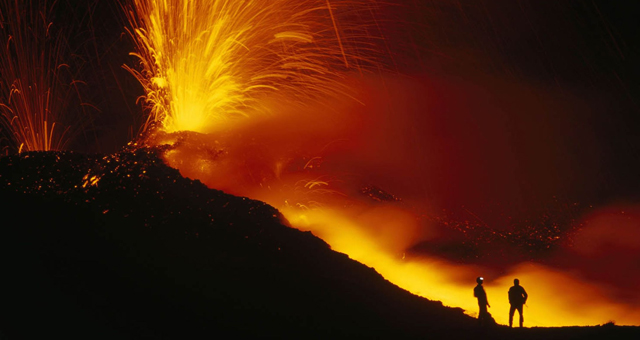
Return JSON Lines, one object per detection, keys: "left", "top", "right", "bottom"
{"left": 0, "top": 148, "right": 473, "bottom": 339}
{"left": 0, "top": 149, "right": 637, "bottom": 339}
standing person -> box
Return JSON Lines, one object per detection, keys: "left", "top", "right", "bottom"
{"left": 508, "top": 278, "right": 528, "bottom": 328}
{"left": 474, "top": 277, "right": 491, "bottom": 326}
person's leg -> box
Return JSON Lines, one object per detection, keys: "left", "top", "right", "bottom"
{"left": 517, "top": 305, "right": 524, "bottom": 327}
{"left": 509, "top": 305, "right": 515, "bottom": 327}
{"left": 479, "top": 304, "right": 487, "bottom": 325}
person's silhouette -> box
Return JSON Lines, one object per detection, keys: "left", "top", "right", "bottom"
{"left": 474, "top": 276, "right": 490, "bottom": 325}
{"left": 508, "top": 278, "right": 528, "bottom": 327}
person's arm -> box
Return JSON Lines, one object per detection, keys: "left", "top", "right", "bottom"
{"left": 523, "top": 288, "right": 528, "bottom": 304}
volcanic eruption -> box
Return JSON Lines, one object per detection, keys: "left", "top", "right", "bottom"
{"left": 1, "top": 0, "right": 640, "bottom": 337}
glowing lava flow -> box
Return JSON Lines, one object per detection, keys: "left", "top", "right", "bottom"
{"left": 153, "top": 95, "right": 640, "bottom": 327}
{"left": 0, "top": 0, "right": 83, "bottom": 152}
{"left": 285, "top": 207, "right": 640, "bottom": 327}
{"left": 124, "top": 0, "right": 379, "bottom": 134}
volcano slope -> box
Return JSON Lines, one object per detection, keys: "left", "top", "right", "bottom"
{"left": 0, "top": 148, "right": 637, "bottom": 339}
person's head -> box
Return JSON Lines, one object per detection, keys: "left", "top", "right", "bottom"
{"left": 476, "top": 276, "right": 484, "bottom": 285}
{"left": 514, "top": 278, "right": 520, "bottom": 286}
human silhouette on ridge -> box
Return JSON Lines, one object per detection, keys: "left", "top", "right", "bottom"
{"left": 474, "top": 276, "right": 491, "bottom": 326}
{"left": 508, "top": 278, "right": 528, "bottom": 328}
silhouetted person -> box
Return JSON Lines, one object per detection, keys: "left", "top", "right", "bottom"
{"left": 508, "top": 278, "right": 528, "bottom": 327}
{"left": 474, "top": 276, "right": 491, "bottom": 326}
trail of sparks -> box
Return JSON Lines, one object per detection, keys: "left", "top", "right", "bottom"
{"left": 0, "top": 0, "right": 77, "bottom": 152}
{"left": 325, "top": 0, "right": 348, "bottom": 68}
{"left": 124, "top": 0, "right": 381, "bottom": 135}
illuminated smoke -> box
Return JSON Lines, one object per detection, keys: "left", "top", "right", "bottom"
{"left": 0, "top": 0, "right": 88, "bottom": 153}
{"left": 126, "top": 0, "right": 640, "bottom": 327}
{"left": 124, "top": 0, "right": 381, "bottom": 134}
{"left": 153, "top": 74, "right": 640, "bottom": 327}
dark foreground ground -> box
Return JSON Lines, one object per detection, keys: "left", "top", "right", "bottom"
{"left": 0, "top": 148, "right": 637, "bottom": 339}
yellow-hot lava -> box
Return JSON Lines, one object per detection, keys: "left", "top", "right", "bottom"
{"left": 286, "top": 207, "right": 640, "bottom": 327}
{"left": 124, "top": 0, "right": 379, "bottom": 134}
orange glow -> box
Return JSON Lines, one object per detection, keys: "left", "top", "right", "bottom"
{"left": 152, "top": 79, "right": 640, "bottom": 326}
{"left": 287, "top": 207, "right": 640, "bottom": 326}
{"left": 124, "top": 0, "right": 379, "bottom": 134}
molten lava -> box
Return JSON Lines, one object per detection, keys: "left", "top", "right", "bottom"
{"left": 124, "top": 0, "right": 379, "bottom": 134}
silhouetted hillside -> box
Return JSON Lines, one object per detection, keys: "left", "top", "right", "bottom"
{"left": 0, "top": 148, "right": 638, "bottom": 339}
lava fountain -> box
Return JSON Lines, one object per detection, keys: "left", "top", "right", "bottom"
{"left": 0, "top": 0, "right": 89, "bottom": 153}
{"left": 124, "top": 0, "right": 380, "bottom": 134}
{"left": 125, "top": 0, "right": 640, "bottom": 327}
